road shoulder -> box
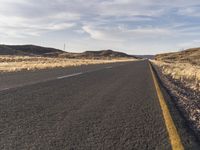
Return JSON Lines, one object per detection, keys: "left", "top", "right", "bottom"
{"left": 150, "top": 62, "right": 200, "bottom": 149}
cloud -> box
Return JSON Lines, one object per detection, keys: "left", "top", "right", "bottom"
{"left": 0, "top": 0, "right": 79, "bottom": 38}
{"left": 178, "top": 6, "right": 200, "bottom": 17}
{"left": 83, "top": 25, "right": 171, "bottom": 42}
{"left": 178, "top": 40, "right": 200, "bottom": 48}
{"left": 0, "top": 0, "right": 200, "bottom": 53}
{"left": 0, "top": 14, "right": 76, "bottom": 38}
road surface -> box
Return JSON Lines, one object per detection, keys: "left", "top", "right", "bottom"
{"left": 0, "top": 60, "right": 199, "bottom": 149}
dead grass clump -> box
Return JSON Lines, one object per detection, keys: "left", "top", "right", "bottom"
{"left": 0, "top": 55, "right": 136, "bottom": 72}
{"left": 152, "top": 60, "right": 200, "bottom": 91}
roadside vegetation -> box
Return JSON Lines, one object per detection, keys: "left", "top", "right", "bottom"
{"left": 0, "top": 55, "right": 135, "bottom": 72}
{"left": 152, "top": 60, "right": 200, "bottom": 91}
{"left": 152, "top": 60, "right": 200, "bottom": 138}
{"left": 154, "top": 47, "right": 200, "bottom": 91}
{"left": 152, "top": 47, "right": 200, "bottom": 139}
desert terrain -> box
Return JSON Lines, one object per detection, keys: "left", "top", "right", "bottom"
{"left": 152, "top": 48, "right": 200, "bottom": 141}
{"left": 0, "top": 45, "right": 136, "bottom": 72}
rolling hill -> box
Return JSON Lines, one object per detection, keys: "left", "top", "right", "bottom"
{"left": 135, "top": 55, "right": 154, "bottom": 59}
{"left": 0, "top": 45, "right": 26, "bottom": 55}
{"left": 0, "top": 45, "right": 136, "bottom": 59}
{"left": 0, "top": 45, "right": 63, "bottom": 56}
{"left": 59, "top": 50, "right": 136, "bottom": 59}
{"left": 155, "top": 47, "right": 200, "bottom": 65}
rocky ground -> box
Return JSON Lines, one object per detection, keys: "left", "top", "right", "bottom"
{"left": 152, "top": 63, "right": 200, "bottom": 140}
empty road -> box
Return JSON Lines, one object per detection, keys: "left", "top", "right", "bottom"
{"left": 0, "top": 60, "right": 199, "bottom": 149}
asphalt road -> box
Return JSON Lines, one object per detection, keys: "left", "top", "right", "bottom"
{"left": 0, "top": 62, "right": 130, "bottom": 91}
{"left": 0, "top": 60, "right": 199, "bottom": 149}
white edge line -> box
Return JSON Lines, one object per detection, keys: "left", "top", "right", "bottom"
{"left": 105, "top": 66, "right": 113, "bottom": 69}
{"left": 0, "top": 88, "right": 10, "bottom": 91}
{"left": 0, "top": 73, "right": 83, "bottom": 92}
{"left": 57, "top": 72, "right": 83, "bottom": 79}
{"left": 0, "top": 65, "right": 117, "bottom": 92}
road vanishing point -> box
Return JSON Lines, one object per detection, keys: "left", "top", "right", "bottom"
{"left": 0, "top": 60, "right": 199, "bottom": 149}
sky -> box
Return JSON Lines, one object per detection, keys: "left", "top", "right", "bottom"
{"left": 0, "top": 0, "right": 200, "bottom": 55}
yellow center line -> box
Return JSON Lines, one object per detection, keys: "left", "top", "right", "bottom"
{"left": 149, "top": 62, "right": 184, "bottom": 150}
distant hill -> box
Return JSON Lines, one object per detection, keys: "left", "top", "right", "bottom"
{"left": 60, "top": 50, "right": 136, "bottom": 59}
{"left": 0, "top": 45, "right": 27, "bottom": 55}
{"left": 83, "top": 50, "right": 132, "bottom": 57}
{"left": 135, "top": 55, "right": 154, "bottom": 59}
{"left": 0, "top": 45, "right": 136, "bottom": 59}
{"left": 155, "top": 47, "right": 200, "bottom": 65}
{"left": 0, "top": 45, "right": 63, "bottom": 56}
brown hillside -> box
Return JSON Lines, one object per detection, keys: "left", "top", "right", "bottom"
{"left": 155, "top": 47, "right": 200, "bottom": 65}
{"left": 0, "top": 45, "right": 136, "bottom": 59}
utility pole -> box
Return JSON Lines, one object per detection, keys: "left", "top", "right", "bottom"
{"left": 63, "top": 43, "right": 66, "bottom": 51}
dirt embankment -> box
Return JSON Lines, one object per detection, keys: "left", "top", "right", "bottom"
{"left": 152, "top": 47, "right": 200, "bottom": 140}
{"left": 152, "top": 61, "right": 200, "bottom": 140}
{"left": 155, "top": 47, "right": 200, "bottom": 65}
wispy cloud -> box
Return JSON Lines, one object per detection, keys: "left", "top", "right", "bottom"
{"left": 178, "top": 6, "right": 200, "bottom": 17}
{"left": 0, "top": 0, "right": 200, "bottom": 54}
{"left": 83, "top": 25, "right": 171, "bottom": 42}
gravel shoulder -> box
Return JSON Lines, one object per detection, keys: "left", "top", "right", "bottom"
{"left": 152, "top": 63, "right": 200, "bottom": 142}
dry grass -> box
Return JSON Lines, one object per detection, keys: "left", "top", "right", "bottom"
{"left": 0, "top": 55, "right": 136, "bottom": 73}
{"left": 155, "top": 48, "right": 200, "bottom": 65}
{"left": 152, "top": 60, "right": 200, "bottom": 91}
